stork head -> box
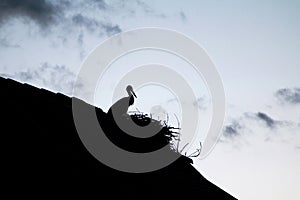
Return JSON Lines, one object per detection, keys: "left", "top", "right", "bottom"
{"left": 126, "top": 85, "right": 137, "bottom": 98}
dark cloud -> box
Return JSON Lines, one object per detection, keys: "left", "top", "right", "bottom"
{"left": 275, "top": 87, "right": 300, "bottom": 105}
{"left": 256, "top": 112, "right": 276, "bottom": 128}
{"left": 256, "top": 112, "right": 277, "bottom": 128}
{"left": 72, "top": 14, "right": 98, "bottom": 32}
{"left": 0, "top": 0, "right": 62, "bottom": 27}
{"left": 0, "top": 0, "right": 121, "bottom": 35}
{"left": 223, "top": 121, "right": 242, "bottom": 138}
{"left": 244, "top": 111, "right": 292, "bottom": 129}
{"left": 72, "top": 13, "right": 121, "bottom": 36}
{"left": 102, "top": 23, "right": 122, "bottom": 35}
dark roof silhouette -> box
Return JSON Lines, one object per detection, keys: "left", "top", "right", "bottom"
{"left": 0, "top": 76, "right": 237, "bottom": 199}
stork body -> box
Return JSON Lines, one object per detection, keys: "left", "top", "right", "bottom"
{"left": 108, "top": 85, "right": 137, "bottom": 117}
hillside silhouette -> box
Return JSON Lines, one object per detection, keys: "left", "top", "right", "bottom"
{"left": 0, "top": 76, "right": 237, "bottom": 199}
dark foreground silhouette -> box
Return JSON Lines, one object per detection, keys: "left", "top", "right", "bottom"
{"left": 0, "top": 76, "right": 237, "bottom": 199}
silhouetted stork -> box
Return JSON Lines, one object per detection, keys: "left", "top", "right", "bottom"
{"left": 108, "top": 85, "right": 137, "bottom": 117}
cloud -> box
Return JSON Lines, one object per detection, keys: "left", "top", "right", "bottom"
{"left": 0, "top": 0, "right": 121, "bottom": 35}
{"left": 91, "top": 0, "right": 107, "bottom": 9}
{"left": 72, "top": 13, "right": 121, "bottom": 36}
{"left": 0, "top": 36, "right": 20, "bottom": 48}
{"left": 179, "top": 11, "right": 186, "bottom": 21}
{"left": 2, "top": 62, "right": 82, "bottom": 95}
{"left": 223, "top": 120, "right": 242, "bottom": 138}
{"left": 135, "top": 0, "right": 154, "bottom": 14}
{"left": 245, "top": 111, "right": 291, "bottom": 129}
{"left": 275, "top": 87, "right": 300, "bottom": 105}
{"left": 72, "top": 13, "right": 99, "bottom": 32}
{"left": 256, "top": 112, "right": 276, "bottom": 128}
{"left": 0, "top": 0, "right": 188, "bottom": 97}
{"left": 0, "top": 0, "right": 62, "bottom": 28}
{"left": 76, "top": 31, "right": 86, "bottom": 59}
{"left": 193, "top": 96, "right": 208, "bottom": 110}
{"left": 101, "top": 23, "right": 122, "bottom": 36}
{"left": 77, "top": 31, "right": 84, "bottom": 46}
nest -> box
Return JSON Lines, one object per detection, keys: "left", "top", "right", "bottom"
{"left": 95, "top": 107, "right": 201, "bottom": 157}
{"left": 100, "top": 111, "right": 180, "bottom": 153}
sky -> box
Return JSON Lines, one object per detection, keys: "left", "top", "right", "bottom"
{"left": 0, "top": 0, "right": 299, "bottom": 199}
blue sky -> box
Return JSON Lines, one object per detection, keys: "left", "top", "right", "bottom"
{"left": 0, "top": 0, "right": 299, "bottom": 199}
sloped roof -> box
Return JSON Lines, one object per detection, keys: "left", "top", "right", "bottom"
{"left": 0, "top": 76, "right": 237, "bottom": 199}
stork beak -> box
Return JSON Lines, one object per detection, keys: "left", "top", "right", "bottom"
{"left": 131, "top": 90, "right": 137, "bottom": 98}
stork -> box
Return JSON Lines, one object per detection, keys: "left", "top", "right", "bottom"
{"left": 108, "top": 85, "right": 137, "bottom": 117}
